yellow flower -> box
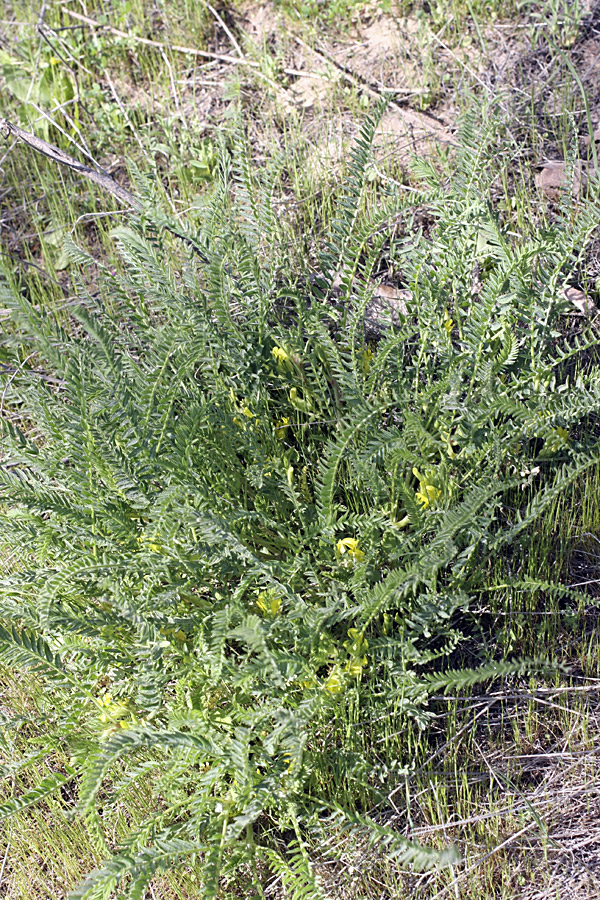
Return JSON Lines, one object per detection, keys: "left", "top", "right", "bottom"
{"left": 159, "top": 625, "right": 189, "bottom": 643}
{"left": 256, "top": 589, "right": 282, "bottom": 617}
{"left": 343, "top": 628, "right": 369, "bottom": 677}
{"left": 361, "top": 346, "right": 374, "bottom": 374}
{"left": 139, "top": 534, "right": 162, "bottom": 553}
{"left": 275, "top": 416, "right": 290, "bottom": 440}
{"left": 289, "top": 386, "right": 312, "bottom": 411}
{"left": 233, "top": 402, "right": 254, "bottom": 429}
{"left": 416, "top": 483, "right": 441, "bottom": 508}
{"left": 97, "top": 692, "right": 137, "bottom": 736}
{"left": 272, "top": 346, "right": 289, "bottom": 366}
{"left": 345, "top": 627, "right": 368, "bottom": 654}
{"left": 444, "top": 310, "right": 455, "bottom": 336}
{"left": 324, "top": 667, "right": 344, "bottom": 694}
{"left": 336, "top": 537, "right": 365, "bottom": 563}
{"left": 346, "top": 658, "right": 367, "bottom": 677}
{"left": 413, "top": 468, "right": 441, "bottom": 509}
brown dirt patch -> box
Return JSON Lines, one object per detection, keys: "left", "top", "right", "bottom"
{"left": 237, "top": 1, "right": 284, "bottom": 45}
{"left": 332, "top": 15, "right": 418, "bottom": 90}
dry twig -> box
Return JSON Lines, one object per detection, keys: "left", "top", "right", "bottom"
{"left": 0, "top": 118, "right": 214, "bottom": 265}
{"left": 0, "top": 117, "right": 140, "bottom": 210}
{"left": 294, "top": 35, "right": 454, "bottom": 145}
{"left": 59, "top": 4, "right": 260, "bottom": 68}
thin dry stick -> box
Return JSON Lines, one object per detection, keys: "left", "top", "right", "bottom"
{"left": 0, "top": 119, "right": 213, "bottom": 265}
{"left": 199, "top": 0, "right": 243, "bottom": 58}
{"left": 161, "top": 50, "right": 182, "bottom": 116}
{"left": 28, "top": 98, "right": 95, "bottom": 164}
{"left": 60, "top": 5, "right": 259, "bottom": 68}
{"left": 0, "top": 117, "right": 140, "bottom": 209}
{"left": 0, "top": 830, "right": 11, "bottom": 888}
{"left": 104, "top": 71, "right": 150, "bottom": 160}
{"left": 294, "top": 35, "right": 455, "bottom": 144}
{"left": 0, "top": 352, "right": 37, "bottom": 417}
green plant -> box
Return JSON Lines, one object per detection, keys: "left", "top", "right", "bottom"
{"left": 521, "top": 0, "right": 583, "bottom": 49}
{"left": 0, "top": 45, "right": 76, "bottom": 139}
{"left": 274, "top": 0, "right": 378, "bottom": 25}
{"left": 2, "top": 101, "right": 600, "bottom": 898}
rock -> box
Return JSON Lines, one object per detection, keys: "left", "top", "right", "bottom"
{"left": 563, "top": 286, "right": 597, "bottom": 316}
{"left": 535, "top": 159, "right": 596, "bottom": 200}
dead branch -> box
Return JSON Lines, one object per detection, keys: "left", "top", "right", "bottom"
{"left": 294, "top": 36, "right": 455, "bottom": 145}
{"left": 60, "top": 5, "right": 259, "bottom": 68}
{"left": 0, "top": 117, "right": 141, "bottom": 210}
{"left": 0, "top": 118, "right": 213, "bottom": 264}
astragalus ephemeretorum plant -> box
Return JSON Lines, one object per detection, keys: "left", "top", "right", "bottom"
{"left": 2, "top": 104, "right": 600, "bottom": 898}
